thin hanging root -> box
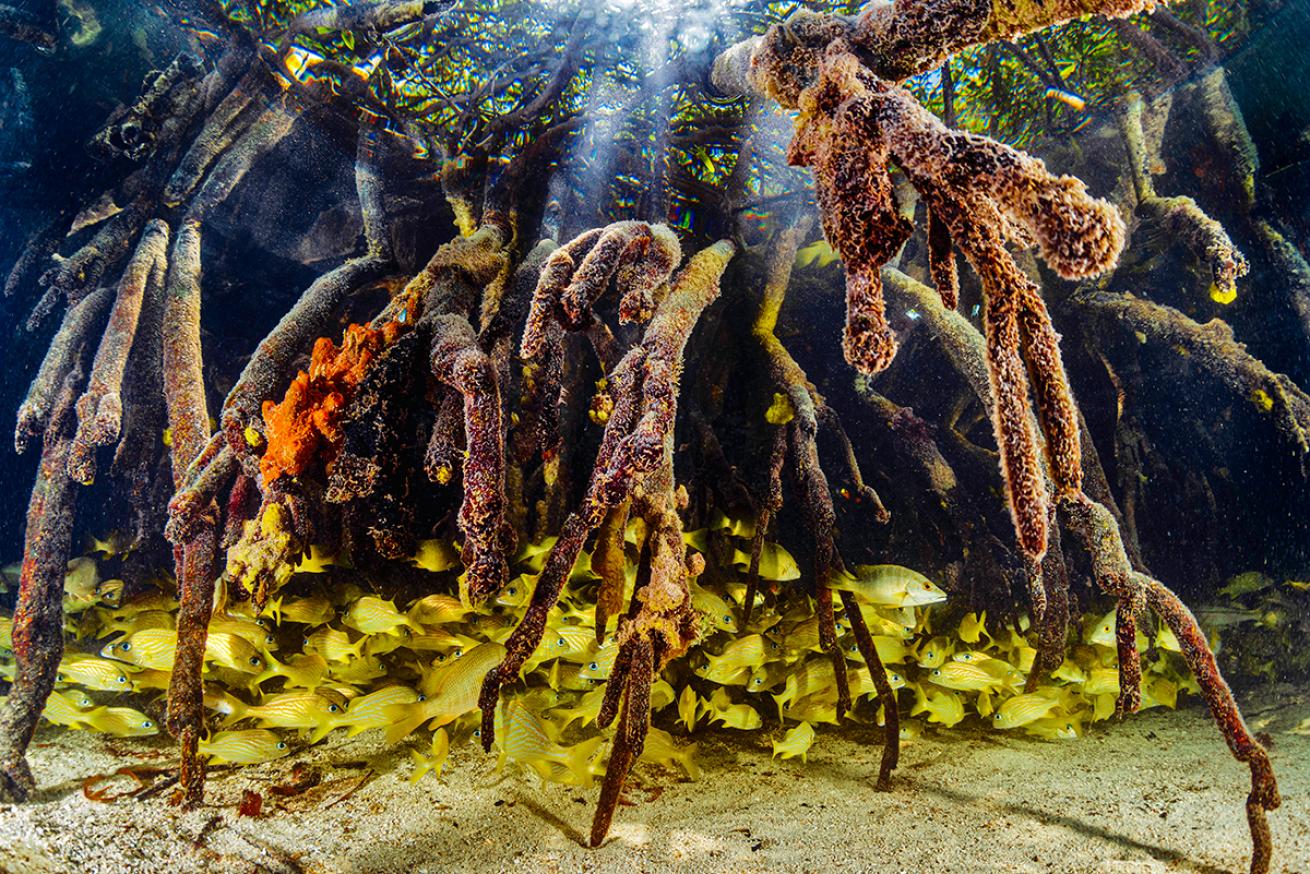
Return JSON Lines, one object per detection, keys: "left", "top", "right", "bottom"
{"left": 429, "top": 314, "right": 511, "bottom": 604}
{"left": 925, "top": 203, "right": 958, "bottom": 310}
{"left": 593, "top": 501, "right": 632, "bottom": 642}
{"left": 0, "top": 370, "right": 82, "bottom": 802}
{"left": 839, "top": 589, "right": 898, "bottom": 789}
{"left": 1114, "top": 598, "right": 1142, "bottom": 717}
{"left": 1061, "top": 493, "right": 1277, "bottom": 873}
{"left": 1144, "top": 579, "right": 1280, "bottom": 874}
{"left": 590, "top": 635, "right": 653, "bottom": 847}
{"left": 68, "top": 220, "right": 170, "bottom": 485}
{"left": 15, "top": 288, "right": 112, "bottom": 453}
{"left": 161, "top": 217, "right": 221, "bottom": 810}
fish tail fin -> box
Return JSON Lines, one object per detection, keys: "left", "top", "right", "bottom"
{"left": 408, "top": 749, "right": 430, "bottom": 784}
{"left": 384, "top": 707, "right": 426, "bottom": 745}
{"left": 308, "top": 718, "right": 340, "bottom": 745}
{"left": 680, "top": 743, "right": 701, "bottom": 781}
{"left": 564, "top": 736, "right": 605, "bottom": 787}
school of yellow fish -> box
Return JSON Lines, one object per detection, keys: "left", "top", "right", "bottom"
{"left": 0, "top": 514, "right": 1210, "bottom": 788}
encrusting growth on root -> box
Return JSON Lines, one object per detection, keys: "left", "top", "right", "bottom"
{"left": 482, "top": 239, "right": 735, "bottom": 846}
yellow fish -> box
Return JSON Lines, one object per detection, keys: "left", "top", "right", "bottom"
{"left": 640, "top": 726, "right": 699, "bottom": 779}
{"left": 729, "top": 542, "right": 800, "bottom": 581}
{"left": 131, "top": 668, "right": 173, "bottom": 691}
{"left": 928, "top": 661, "right": 1010, "bottom": 693}
{"left": 494, "top": 699, "right": 601, "bottom": 787}
{"left": 42, "top": 689, "right": 97, "bottom": 728}
{"left": 304, "top": 627, "right": 366, "bottom": 663}
{"left": 1082, "top": 667, "right": 1120, "bottom": 697}
{"left": 199, "top": 729, "right": 290, "bottom": 765}
{"left": 254, "top": 651, "right": 328, "bottom": 690}
{"left": 407, "top": 593, "right": 468, "bottom": 627}
{"left": 1140, "top": 676, "right": 1179, "bottom": 710}
{"left": 1051, "top": 659, "right": 1086, "bottom": 684}
{"left": 495, "top": 575, "right": 535, "bottom": 609}
{"left": 701, "top": 687, "right": 762, "bottom": 730}
{"left": 578, "top": 643, "right": 619, "bottom": 681}
{"left": 831, "top": 565, "right": 947, "bottom": 608}
{"left": 793, "top": 239, "right": 840, "bottom": 269}
{"left": 0, "top": 616, "right": 12, "bottom": 649}
{"left": 220, "top": 689, "right": 342, "bottom": 730}
{"left": 915, "top": 637, "right": 953, "bottom": 668}
{"left": 409, "top": 728, "right": 450, "bottom": 782}
{"left": 57, "top": 653, "right": 134, "bottom": 691}
{"left": 691, "top": 584, "right": 739, "bottom": 633}
{"left": 328, "top": 654, "right": 388, "bottom": 686}
{"left": 991, "top": 692, "right": 1062, "bottom": 729}
{"left": 1025, "top": 712, "right": 1084, "bottom": 740}
{"left": 696, "top": 634, "right": 766, "bottom": 684}
{"left": 97, "top": 608, "right": 175, "bottom": 640}
{"left": 344, "top": 596, "right": 416, "bottom": 637}
{"left": 411, "top": 539, "right": 461, "bottom": 573}
{"left": 385, "top": 643, "right": 507, "bottom": 743}
{"left": 513, "top": 537, "right": 557, "bottom": 573}
{"left": 62, "top": 557, "right": 101, "bottom": 613}
{"left": 706, "top": 508, "right": 756, "bottom": 539}
{"left": 771, "top": 721, "right": 816, "bottom": 762}
{"left": 549, "top": 687, "right": 607, "bottom": 730}
{"left": 678, "top": 685, "right": 699, "bottom": 732}
{"left": 205, "top": 632, "right": 266, "bottom": 674}
{"left": 208, "top": 614, "right": 276, "bottom": 648}
{"left": 535, "top": 622, "right": 597, "bottom": 664}
{"left": 313, "top": 685, "right": 420, "bottom": 742}
{"left": 271, "top": 594, "right": 335, "bottom": 626}
{"left": 293, "top": 545, "right": 337, "bottom": 574}
{"left": 101, "top": 628, "right": 176, "bottom": 670}
{"left": 911, "top": 685, "right": 965, "bottom": 727}
{"left": 84, "top": 705, "right": 158, "bottom": 737}
{"left": 958, "top": 611, "right": 990, "bottom": 645}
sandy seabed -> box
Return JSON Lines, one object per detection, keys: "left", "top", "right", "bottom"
{"left": 0, "top": 692, "right": 1307, "bottom": 874}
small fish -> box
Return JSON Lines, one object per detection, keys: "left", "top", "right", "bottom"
{"left": 271, "top": 594, "right": 335, "bottom": 626}
{"left": 831, "top": 565, "right": 947, "bottom": 608}
{"left": 772, "top": 721, "right": 816, "bottom": 762}
{"left": 84, "top": 705, "right": 157, "bottom": 737}
{"left": 640, "top": 726, "right": 699, "bottom": 779}
{"left": 208, "top": 613, "right": 275, "bottom": 648}
{"left": 915, "top": 637, "right": 953, "bottom": 669}
{"left": 1051, "top": 659, "right": 1086, "bottom": 684}
{"left": 407, "top": 594, "right": 468, "bottom": 627}
{"left": 304, "top": 627, "right": 366, "bottom": 663}
{"left": 549, "top": 687, "right": 607, "bottom": 730}
{"left": 313, "top": 685, "right": 420, "bottom": 742}
{"left": 385, "top": 643, "right": 507, "bottom": 743}
{"left": 328, "top": 655, "right": 388, "bottom": 686}
{"left": 1025, "top": 712, "right": 1084, "bottom": 740}
{"left": 1081, "top": 667, "right": 1121, "bottom": 697}
{"left": 57, "top": 653, "right": 133, "bottom": 691}
{"left": 910, "top": 685, "right": 965, "bottom": 727}
{"left": 992, "top": 692, "right": 1062, "bottom": 729}
{"left": 220, "top": 690, "right": 342, "bottom": 730}
{"left": 97, "top": 608, "right": 175, "bottom": 640}
{"left": 678, "top": 685, "right": 699, "bottom": 732}
{"left": 690, "top": 583, "right": 738, "bottom": 633}
{"left": 535, "top": 622, "right": 597, "bottom": 664}
{"left": 1044, "top": 87, "right": 1087, "bottom": 112}
{"left": 701, "top": 687, "right": 762, "bottom": 730}
{"left": 199, "top": 729, "right": 290, "bottom": 765}
{"left": 1140, "top": 676, "right": 1179, "bottom": 710}
{"left": 729, "top": 542, "right": 800, "bottom": 581}
{"left": 42, "top": 689, "right": 97, "bottom": 728}
{"left": 411, "top": 539, "right": 461, "bottom": 573}
{"left": 958, "top": 611, "right": 990, "bottom": 645}
{"left": 294, "top": 545, "right": 338, "bottom": 574}
{"left": 495, "top": 576, "right": 535, "bottom": 609}
{"left": 495, "top": 699, "right": 601, "bottom": 787}
{"left": 62, "top": 557, "right": 101, "bottom": 613}
{"left": 101, "top": 628, "right": 176, "bottom": 670}
{"left": 205, "top": 632, "right": 266, "bottom": 674}
{"left": 513, "top": 537, "right": 557, "bottom": 573}
{"left": 928, "top": 661, "right": 1010, "bottom": 693}
{"left": 578, "top": 643, "right": 618, "bottom": 681}
{"left": 344, "top": 596, "right": 415, "bottom": 637}
{"left": 409, "top": 728, "right": 450, "bottom": 782}
{"left": 254, "top": 651, "right": 328, "bottom": 690}
{"left": 793, "top": 239, "right": 841, "bottom": 269}
{"left": 706, "top": 508, "right": 756, "bottom": 539}
{"left": 696, "top": 634, "right": 766, "bottom": 684}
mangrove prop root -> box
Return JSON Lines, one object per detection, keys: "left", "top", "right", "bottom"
{"left": 0, "top": 370, "right": 82, "bottom": 802}
{"left": 161, "top": 217, "right": 222, "bottom": 809}
{"left": 481, "top": 240, "right": 734, "bottom": 752}
{"left": 68, "top": 220, "right": 170, "bottom": 485}
{"left": 15, "top": 289, "right": 113, "bottom": 453}
{"left": 590, "top": 635, "right": 653, "bottom": 847}
{"left": 840, "top": 588, "right": 898, "bottom": 789}
{"left": 429, "top": 314, "right": 512, "bottom": 604}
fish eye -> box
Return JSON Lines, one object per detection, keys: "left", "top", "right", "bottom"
{"left": 932, "top": 669, "right": 941, "bottom": 676}
{"left": 265, "top": 635, "right": 275, "bottom": 644}
{"left": 250, "top": 657, "right": 262, "bottom": 666}
{"left": 328, "top": 703, "right": 340, "bottom": 712}
{"left": 556, "top": 638, "right": 566, "bottom": 647}
{"left": 753, "top": 677, "right": 763, "bottom": 686}
{"left": 142, "top": 720, "right": 153, "bottom": 728}
{"left": 436, "top": 654, "right": 447, "bottom": 662}
{"left": 472, "top": 729, "right": 481, "bottom": 738}
{"left": 453, "top": 649, "right": 463, "bottom": 658}
{"left": 117, "top": 676, "right": 127, "bottom": 684}
{"left": 256, "top": 619, "right": 268, "bottom": 628}
{"left": 508, "top": 588, "right": 517, "bottom": 596}
{"left": 891, "top": 674, "right": 902, "bottom": 682}
{"left": 589, "top": 662, "right": 599, "bottom": 671}
{"left": 121, "top": 643, "right": 131, "bottom": 652}
{"left": 417, "top": 694, "right": 426, "bottom": 702}
{"left": 276, "top": 741, "right": 287, "bottom": 750}
{"left": 723, "top": 615, "right": 732, "bottom": 623}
